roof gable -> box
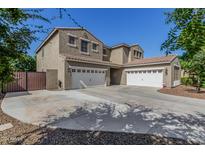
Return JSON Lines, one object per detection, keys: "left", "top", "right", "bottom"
{"left": 35, "top": 27, "right": 104, "bottom": 53}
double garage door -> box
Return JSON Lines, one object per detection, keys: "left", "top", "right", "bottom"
{"left": 71, "top": 67, "right": 107, "bottom": 89}
{"left": 126, "top": 68, "right": 164, "bottom": 88}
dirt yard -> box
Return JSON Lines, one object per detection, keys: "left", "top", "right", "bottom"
{"left": 159, "top": 85, "right": 205, "bottom": 100}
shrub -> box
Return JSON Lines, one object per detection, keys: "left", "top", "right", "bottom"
{"left": 181, "top": 77, "right": 193, "bottom": 86}
{"left": 202, "top": 81, "right": 205, "bottom": 88}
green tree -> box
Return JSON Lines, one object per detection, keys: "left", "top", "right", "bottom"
{"left": 189, "top": 48, "right": 205, "bottom": 92}
{"left": 11, "top": 54, "right": 36, "bottom": 72}
{"left": 161, "top": 8, "right": 205, "bottom": 92}
{"left": 0, "top": 9, "right": 49, "bottom": 92}
{"left": 161, "top": 9, "right": 205, "bottom": 57}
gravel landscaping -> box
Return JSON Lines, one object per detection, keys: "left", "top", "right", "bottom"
{"left": 159, "top": 85, "right": 205, "bottom": 100}
{"left": 0, "top": 93, "right": 196, "bottom": 145}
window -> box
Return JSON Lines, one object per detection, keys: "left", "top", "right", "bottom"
{"left": 72, "top": 69, "right": 76, "bottom": 72}
{"left": 92, "top": 43, "right": 98, "bottom": 51}
{"left": 81, "top": 40, "right": 89, "bottom": 53}
{"left": 91, "top": 70, "right": 94, "bottom": 73}
{"left": 95, "top": 70, "right": 98, "bottom": 73}
{"left": 134, "top": 50, "right": 137, "bottom": 57}
{"left": 77, "top": 69, "right": 81, "bottom": 73}
{"left": 82, "top": 70, "right": 86, "bottom": 73}
{"left": 103, "top": 49, "right": 106, "bottom": 55}
{"left": 87, "top": 70, "right": 90, "bottom": 73}
{"left": 68, "top": 36, "right": 75, "bottom": 45}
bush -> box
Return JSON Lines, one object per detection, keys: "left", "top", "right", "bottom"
{"left": 181, "top": 77, "right": 193, "bottom": 86}
{"left": 202, "top": 81, "right": 205, "bottom": 88}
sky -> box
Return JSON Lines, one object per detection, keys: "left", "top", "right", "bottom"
{"left": 28, "top": 8, "right": 181, "bottom": 58}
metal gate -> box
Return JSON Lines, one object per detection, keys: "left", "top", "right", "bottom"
{"left": 4, "top": 72, "right": 46, "bottom": 92}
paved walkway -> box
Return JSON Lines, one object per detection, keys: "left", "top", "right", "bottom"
{"left": 2, "top": 86, "right": 205, "bottom": 144}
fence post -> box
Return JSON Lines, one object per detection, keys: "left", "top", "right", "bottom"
{"left": 26, "top": 72, "right": 28, "bottom": 91}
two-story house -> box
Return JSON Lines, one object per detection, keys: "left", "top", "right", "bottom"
{"left": 36, "top": 27, "right": 181, "bottom": 90}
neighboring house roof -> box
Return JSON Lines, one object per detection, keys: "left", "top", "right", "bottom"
{"left": 61, "top": 54, "right": 122, "bottom": 68}
{"left": 124, "top": 55, "right": 177, "bottom": 67}
{"left": 111, "top": 43, "right": 130, "bottom": 49}
{"left": 111, "top": 43, "right": 144, "bottom": 52}
{"left": 35, "top": 27, "right": 105, "bottom": 53}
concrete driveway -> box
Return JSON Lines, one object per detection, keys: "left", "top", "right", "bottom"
{"left": 2, "top": 85, "right": 205, "bottom": 144}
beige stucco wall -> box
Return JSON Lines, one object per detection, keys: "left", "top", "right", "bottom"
{"left": 59, "top": 29, "right": 103, "bottom": 61}
{"left": 129, "top": 45, "right": 144, "bottom": 62}
{"left": 110, "top": 45, "right": 144, "bottom": 65}
{"left": 170, "top": 57, "right": 181, "bottom": 87}
{"left": 36, "top": 32, "right": 59, "bottom": 72}
{"left": 110, "top": 47, "right": 124, "bottom": 65}
{"left": 57, "top": 56, "right": 66, "bottom": 89}
{"left": 36, "top": 31, "right": 67, "bottom": 90}
{"left": 122, "top": 47, "right": 129, "bottom": 64}
{"left": 46, "top": 69, "right": 58, "bottom": 89}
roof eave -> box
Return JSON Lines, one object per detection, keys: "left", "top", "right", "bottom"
{"left": 123, "top": 61, "right": 171, "bottom": 67}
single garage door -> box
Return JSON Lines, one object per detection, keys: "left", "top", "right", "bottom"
{"left": 126, "top": 69, "right": 164, "bottom": 88}
{"left": 71, "top": 67, "right": 107, "bottom": 89}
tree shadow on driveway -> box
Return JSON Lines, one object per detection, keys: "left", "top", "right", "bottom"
{"left": 36, "top": 103, "right": 205, "bottom": 144}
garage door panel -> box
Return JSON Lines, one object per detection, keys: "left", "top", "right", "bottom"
{"left": 71, "top": 67, "right": 106, "bottom": 89}
{"left": 126, "top": 69, "right": 163, "bottom": 88}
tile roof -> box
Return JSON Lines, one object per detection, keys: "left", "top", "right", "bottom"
{"left": 61, "top": 54, "right": 122, "bottom": 68}
{"left": 62, "top": 54, "right": 176, "bottom": 68}
{"left": 124, "top": 55, "right": 177, "bottom": 66}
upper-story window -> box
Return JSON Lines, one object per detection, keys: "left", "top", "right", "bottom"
{"left": 92, "top": 43, "right": 98, "bottom": 52}
{"left": 103, "top": 49, "right": 107, "bottom": 55}
{"left": 81, "top": 40, "right": 89, "bottom": 53}
{"left": 134, "top": 50, "right": 137, "bottom": 57}
{"left": 134, "top": 50, "right": 142, "bottom": 58}
{"left": 67, "top": 33, "right": 77, "bottom": 47}
{"left": 69, "top": 36, "right": 75, "bottom": 44}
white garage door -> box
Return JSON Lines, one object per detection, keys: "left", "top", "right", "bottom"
{"left": 71, "top": 67, "right": 107, "bottom": 89}
{"left": 126, "top": 69, "right": 164, "bottom": 88}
